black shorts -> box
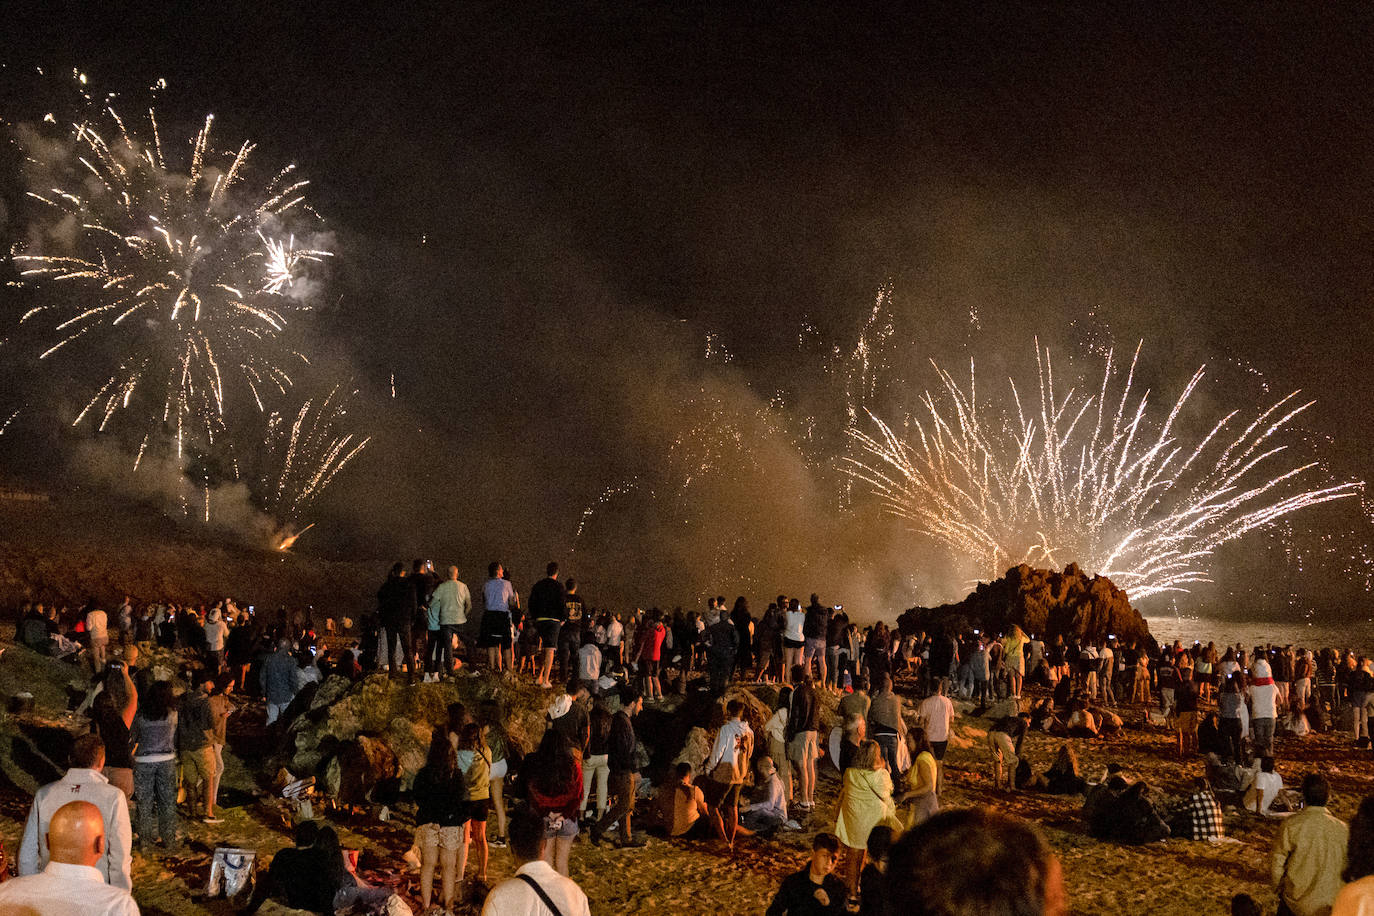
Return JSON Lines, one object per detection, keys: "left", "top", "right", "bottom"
{"left": 535, "top": 619, "right": 562, "bottom": 648}
{"left": 783, "top": 637, "right": 805, "bottom": 650}
{"left": 640, "top": 658, "right": 660, "bottom": 677}
{"left": 467, "top": 797, "right": 491, "bottom": 821}
{"left": 479, "top": 612, "right": 513, "bottom": 648}
{"left": 930, "top": 740, "right": 948, "bottom": 761}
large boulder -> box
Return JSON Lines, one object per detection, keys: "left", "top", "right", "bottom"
{"left": 897, "top": 563, "right": 1152, "bottom": 647}
{"left": 282, "top": 672, "right": 549, "bottom": 795}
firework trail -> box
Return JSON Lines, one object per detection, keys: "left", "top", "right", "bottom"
{"left": 8, "top": 103, "right": 329, "bottom": 457}
{"left": 261, "top": 385, "right": 371, "bottom": 525}
{"left": 844, "top": 343, "right": 1363, "bottom": 599}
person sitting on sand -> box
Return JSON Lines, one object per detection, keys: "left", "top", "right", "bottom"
{"left": 765, "top": 832, "right": 847, "bottom": 916}
{"left": 243, "top": 820, "right": 333, "bottom": 914}
{"left": 742, "top": 755, "right": 790, "bottom": 835}
{"left": 655, "top": 762, "right": 711, "bottom": 839}
{"left": 1242, "top": 756, "right": 1297, "bottom": 817}
{"left": 1272, "top": 774, "right": 1348, "bottom": 916}
{"left": 1181, "top": 777, "right": 1225, "bottom": 841}
{"left": 885, "top": 808, "right": 1068, "bottom": 916}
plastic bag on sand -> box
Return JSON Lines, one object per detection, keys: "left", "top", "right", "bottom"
{"left": 206, "top": 846, "right": 256, "bottom": 901}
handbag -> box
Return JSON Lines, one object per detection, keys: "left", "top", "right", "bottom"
{"left": 205, "top": 846, "right": 256, "bottom": 901}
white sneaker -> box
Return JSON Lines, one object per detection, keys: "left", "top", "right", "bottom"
{"left": 784, "top": 819, "right": 802, "bottom": 830}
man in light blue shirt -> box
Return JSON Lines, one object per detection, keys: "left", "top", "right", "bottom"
{"left": 425, "top": 566, "right": 471, "bottom": 681}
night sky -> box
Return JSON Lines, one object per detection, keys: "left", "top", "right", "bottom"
{"left": 2, "top": 4, "right": 1373, "bottom": 619}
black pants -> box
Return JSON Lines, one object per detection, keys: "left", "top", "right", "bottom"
{"left": 596, "top": 771, "right": 637, "bottom": 841}
{"left": 427, "top": 625, "right": 455, "bottom": 674}
{"left": 383, "top": 622, "right": 414, "bottom": 673}
{"left": 1220, "top": 717, "right": 1245, "bottom": 763}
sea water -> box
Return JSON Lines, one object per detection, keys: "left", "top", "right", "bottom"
{"left": 1144, "top": 615, "right": 1374, "bottom": 656}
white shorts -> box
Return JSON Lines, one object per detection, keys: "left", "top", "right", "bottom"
{"left": 491, "top": 758, "right": 508, "bottom": 781}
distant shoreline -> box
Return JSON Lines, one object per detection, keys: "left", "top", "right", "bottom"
{"left": 1143, "top": 614, "right": 1374, "bottom": 655}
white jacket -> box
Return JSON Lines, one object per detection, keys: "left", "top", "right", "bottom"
{"left": 19, "top": 768, "right": 132, "bottom": 890}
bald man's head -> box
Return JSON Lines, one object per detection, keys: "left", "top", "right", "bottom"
{"left": 47, "top": 801, "right": 105, "bottom": 867}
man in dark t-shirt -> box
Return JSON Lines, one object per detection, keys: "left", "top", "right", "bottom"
{"left": 558, "top": 579, "right": 587, "bottom": 684}
{"left": 765, "top": 832, "right": 846, "bottom": 916}
{"left": 528, "top": 562, "right": 566, "bottom": 689}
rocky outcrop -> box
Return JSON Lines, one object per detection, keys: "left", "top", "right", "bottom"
{"left": 897, "top": 563, "right": 1153, "bottom": 647}
{"left": 280, "top": 673, "right": 547, "bottom": 797}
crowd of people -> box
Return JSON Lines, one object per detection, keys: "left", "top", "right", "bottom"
{"left": 6, "top": 560, "right": 1374, "bottom": 915}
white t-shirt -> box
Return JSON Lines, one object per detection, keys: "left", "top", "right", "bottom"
{"left": 480, "top": 860, "right": 591, "bottom": 916}
{"left": 0, "top": 861, "right": 139, "bottom": 915}
{"left": 203, "top": 619, "right": 228, "bottom": 652}
{"left": 85, "top": 609, "right": 108, "bottom": 642}
{"left": 784, "top": 610, "right": 805, "bottom": 643}
{"left": 577, "top": 644, "right": 602, "bottom": 682}
{"left": 917, "top": 694, "right": 955, "bottom": 742}
{"left": 607, "top": 619, "right": 624, "bottom": 646}
{"left": 1249, "top": 770, "right": 1283, "bottom": 813}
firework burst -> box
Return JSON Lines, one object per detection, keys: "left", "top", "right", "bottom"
{"left": 844, "top": 343, "right": 1363, "bottom": 599}
{"left": 260, "top": 385, "right": 371, "bottom": 526}
{"left": 8, "top": 104, "right": 329, "bottom": 456}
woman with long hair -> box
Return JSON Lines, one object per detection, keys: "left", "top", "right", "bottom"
{"left": 413, "top": 730, "right": 470, "bottom": 913}
{"left": 834, "top": 739, "right": 896, "bottom": 909}
{"left": 455, "top": 721, "right": 492, "bottom": 890}
{"left": 478, "top": 699, "right": 511, "bottom": 849}
{"left": 129, "top": 680, "right": 178, "bottom": 848}
{"left": 1218, "top": 673, "right": 1247, "bottom": 764}
{"left": 898, "top": 726, "right": 939, "bottom": 827}
{"left": 1334, "top": 795, "right": 1374, "bottom": 914}
{"left": 526, "top": 728, "right": 584, "bottom": 876}
{"left": 316, "top": 825, "right": 409, "bottom": 914}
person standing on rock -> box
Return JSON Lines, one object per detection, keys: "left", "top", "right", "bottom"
{"left": 529, "top": 563, "right": 566, "bottom": 689}
{"left": 802, "top": 595, "right": 832, "bottom": 690}
{"left": 706, "top": 609, "right": 740, "bottom": 695}
{"left": 86, "top": 602, "right": 109, "bottom": 674}
{"left": 591, "top": 685, "right": 647, "bottom": 848}
{"left": 481, "top": 562, "right": 517, "bottom": 675}
{"left": 261, "top": 638, "right": 298, "bottom": 726}
{"left": 426, "top": 565, "right": 472, "bottom": 682}
{"left": 377, "top": 562, "right": 417, "bottom": 682}
{"left": 558, "top": 578, "right": 587, "bottom": 686}
{"left": 177, "top": 671, "right": 219, "bottom": 823}
{"left": 788, "top": 665, "right": 821, "bottom": 811}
